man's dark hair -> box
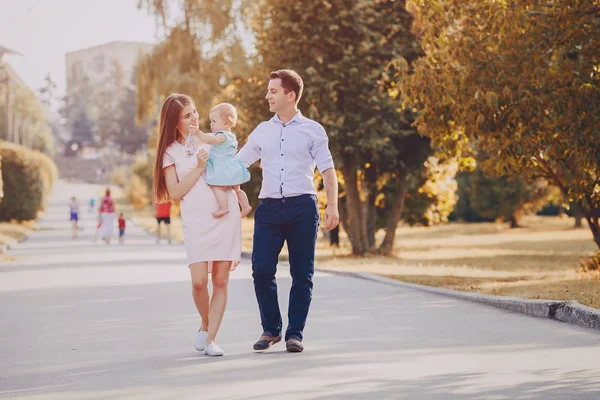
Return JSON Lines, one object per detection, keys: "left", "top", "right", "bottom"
{"left": 269, "top": 69, "right": 303, "bottom": 104}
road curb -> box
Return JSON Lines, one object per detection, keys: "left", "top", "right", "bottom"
{"left": 316, "top": 268, "right": 600, "bottom": 332}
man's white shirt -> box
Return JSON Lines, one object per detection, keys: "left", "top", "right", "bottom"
{"left": 237, "top": 111, "right": 334, "bottom": 199}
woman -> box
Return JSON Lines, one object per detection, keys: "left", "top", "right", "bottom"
{"left": 97, "top": 189, "right": 115, "bottom": 244}
{"left": 153, "top": 93, "right": 241, "bottom": 357}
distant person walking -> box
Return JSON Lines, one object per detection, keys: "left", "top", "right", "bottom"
{"left": 98, "top": 188, "right": 115, "bottom": 244}
{"left": 118, "top": 213, "right": 126, "bottom": 244}
{"left": 69, "top": 197, "right": 80, "bottom": 238}
{"left": 155, "top": 201, "right": 172, "bottom": 244}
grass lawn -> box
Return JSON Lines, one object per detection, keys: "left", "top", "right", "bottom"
{"left": 115, "top": 188, "right": 599, "bottom": 309}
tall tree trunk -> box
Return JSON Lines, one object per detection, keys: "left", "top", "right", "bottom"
{"left": 509, "top": 214, "right": 522, "bottom": 228}
{"left": 576, "top": 200, "right": 600, "bottom": 250}
{"left": 573, "top": 205, "right": 584, "bottom": 228}
{"left": 365, "top": 198, "right": 376, "bottom": 251}
{"left": 338, "top": 194, "right": 349, "bottom": 243}
{"left": 340, "top": 165, "right": 367, "bottom": 255}
{"left": 378, "top": 168, "right": 408, "bottom": 256}
{"left": 585, "top": 215, "right": 600, "bottom": 250}
{"left": 364, "top": 165, "right": 378, "bottom": 251}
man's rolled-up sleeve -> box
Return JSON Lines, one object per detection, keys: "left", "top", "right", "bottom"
{"left": 237, "top": 128, "right": 261, "bottom": 168}
{"left": 311, "top": 125, "right": 334, "bottom": 173}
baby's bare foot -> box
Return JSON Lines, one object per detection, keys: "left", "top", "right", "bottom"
{"left": 240, "top": 206, "right": 253, "bottom": 218}
{"left": 212, "top": 209, "right": 230, "bottom": 218}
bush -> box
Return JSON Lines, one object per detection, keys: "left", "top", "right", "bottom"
{"left": 33, "top": 150, "right": 59, "bottom": 201}
{"left": 0, "top": 141, "right": 46, "bottom": 221}
{"left": 580, "top": 252, "right": 600, "bottom": 272}
{"left": 131, "top": 154, "right": 153, "bottom": 195}
{"left": 112, "top": 166, "right": 128, "bottom": 189}
{"left": 127, "top": 175, "right": 149, "bottom": 211}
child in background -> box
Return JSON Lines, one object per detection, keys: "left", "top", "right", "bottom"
{"left": 69, "top": 197, "right": 79, "bottom": 238}
{"left": 118, "top": 213, "right": 126, "bottom": 244}
{"left": 188, "top": 103, "right": 252, "bottom": 218}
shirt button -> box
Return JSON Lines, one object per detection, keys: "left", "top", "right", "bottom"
{"left": 280, "top": 154, "right": 283, "bottom": 156}
{"left": 281, "top": 139, "right": 284, "bottom": 141}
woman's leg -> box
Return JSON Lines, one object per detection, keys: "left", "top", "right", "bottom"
{"left": 211, "top": 186, "right": 230, "bottom": 218}
{"left": 233, "top": 186, "right": 252, "bottom": 218}
{"left": 190, "top": 262, "right": 210, "bottom": 329}
{"left": 206, "top": 261, "right": 232, "bottom": 344}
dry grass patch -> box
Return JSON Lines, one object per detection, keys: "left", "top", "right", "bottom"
{"left": 315, "top": 216, "right": 600, "bottom": 309}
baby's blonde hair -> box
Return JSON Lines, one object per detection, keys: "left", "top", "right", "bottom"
{"left": 210, "top": 103, "right": 238, "bottom": 128}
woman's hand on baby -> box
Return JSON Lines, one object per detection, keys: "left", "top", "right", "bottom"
{"left": 196, "top": 149, "right": 209, "bottom": 168}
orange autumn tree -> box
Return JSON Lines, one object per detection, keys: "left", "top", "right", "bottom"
{"left": 400, "top": 0, "right": 600, "bottom": 248}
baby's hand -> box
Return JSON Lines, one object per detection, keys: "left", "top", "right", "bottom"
{"left": 189, "top": 125, "right": 202, "bottom": 137}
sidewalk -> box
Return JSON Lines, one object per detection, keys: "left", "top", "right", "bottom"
{"left": 1, "top": 181, "right": 599, "bottom": 399}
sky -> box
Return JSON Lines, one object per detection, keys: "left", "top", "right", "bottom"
{"left": 0, "top": 0, "right": 169, "bottom": 98}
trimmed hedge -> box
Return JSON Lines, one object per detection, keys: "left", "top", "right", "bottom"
{"left": 0, "top": 141, "right": 58, "bottom": 221}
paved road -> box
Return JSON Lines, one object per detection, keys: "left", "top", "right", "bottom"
{"left": 1, "top": 181, "right": 599, "bottom": 399}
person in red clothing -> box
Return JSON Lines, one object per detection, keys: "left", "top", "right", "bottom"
{"left": 98, "top": 188, "right": 116, "bottom": 244}
{"left": 118, "top": 213, "right": 126, "bottom": 244}
{"left": 155, "top": 201, "right": 171, "bottom": 244}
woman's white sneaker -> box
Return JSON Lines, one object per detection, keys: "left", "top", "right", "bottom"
{"left": 194, "top": 330, "right": 208, "bottom": 351}
{"left": 204, "top": 343, "right": 224, "bottom": 356}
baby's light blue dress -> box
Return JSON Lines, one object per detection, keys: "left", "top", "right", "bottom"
{"left": 206, "top": 130, "right": 251, "bottom": 186}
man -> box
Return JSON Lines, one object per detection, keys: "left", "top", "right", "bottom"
{"left": 155, "top": 201, "right": 172, "bottom": 244}
{"left": 238, "top": 69, "right": 339, "bottom": 353}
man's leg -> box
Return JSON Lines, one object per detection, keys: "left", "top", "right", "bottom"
{"left": 284, "top": 196, "right": 319, "bottom": 342}
{"left": 252, "top": 200, "right": 285, "bottom": 338}
{"left": 156, "top": 219, "right": 161, "bottom": 244}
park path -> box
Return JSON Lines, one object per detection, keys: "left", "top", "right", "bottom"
{"left": 1, "top": 181, "right": 599, "bottom": 399}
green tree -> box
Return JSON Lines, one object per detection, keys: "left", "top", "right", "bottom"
{"left": 71, "top": 108, "right": 94, "bottom": 144}
{"left": 8, "top": 83, "right": 54, "bottom": 154}
{"left": 469, "top": 168, "right": 555, "bottom": 228}
{"left": 136, "top": 0, "right": 252, "bottom": 124}
{"left": 113, "top": 74, "right": 152, "bottom": 154}
{"left": 248, "top": 0, "right": 428, "bottom": 255}
{"left": 38, "top": 72, "right": 57, "bottom": 109}
{"left": 402, "top": 0, "right": 600, "bottom": 248}
{"left": 61, "top": 76, "right": 95, "bottom": 145}
{"left": 92, "top": 60, "right": 126, "bottom": 146}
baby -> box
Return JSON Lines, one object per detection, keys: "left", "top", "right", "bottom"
{"left": 188, "top": 103, "right": 252, "bottom": 218}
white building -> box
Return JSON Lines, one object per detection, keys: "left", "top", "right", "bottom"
{"left": 65, "top": 41, "right": 154, "bottom": 94}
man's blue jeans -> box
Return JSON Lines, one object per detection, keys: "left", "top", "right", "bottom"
{"left": 252, "top": 194, "right": 319, "bottom": 341}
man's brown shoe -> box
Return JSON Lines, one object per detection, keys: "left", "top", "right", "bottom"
{"left": 253, "top": 333, "right": 282, "bottom": 351}
{"left": 286, "top": 336, "right": 304, "bottom": 353}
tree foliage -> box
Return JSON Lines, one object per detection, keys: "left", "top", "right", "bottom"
{"left": 249, "top": 0, "right": 435, "bottom": 255}
{"left": 402, "top": 0, "right": 600, "bottom": 248}
{"left": 137, "top": 0, "right": 462, "bottom": 255}
{"left": 469, "top": 167, "right": 556, "bottom": 228}
{"left": 136, "top": 0, "right": 252, "bottom": 124}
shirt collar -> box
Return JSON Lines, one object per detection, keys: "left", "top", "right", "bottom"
{"left": 271, "top": 110, "right": 305, "bottom": 125}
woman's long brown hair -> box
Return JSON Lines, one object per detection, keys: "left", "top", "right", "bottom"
{"left": 153, "top": 93, "right": 193, "bottom": 203}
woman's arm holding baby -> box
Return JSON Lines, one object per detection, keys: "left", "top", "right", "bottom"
{"left": 165, "top": 150, "right": 209, "bottom": 201}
